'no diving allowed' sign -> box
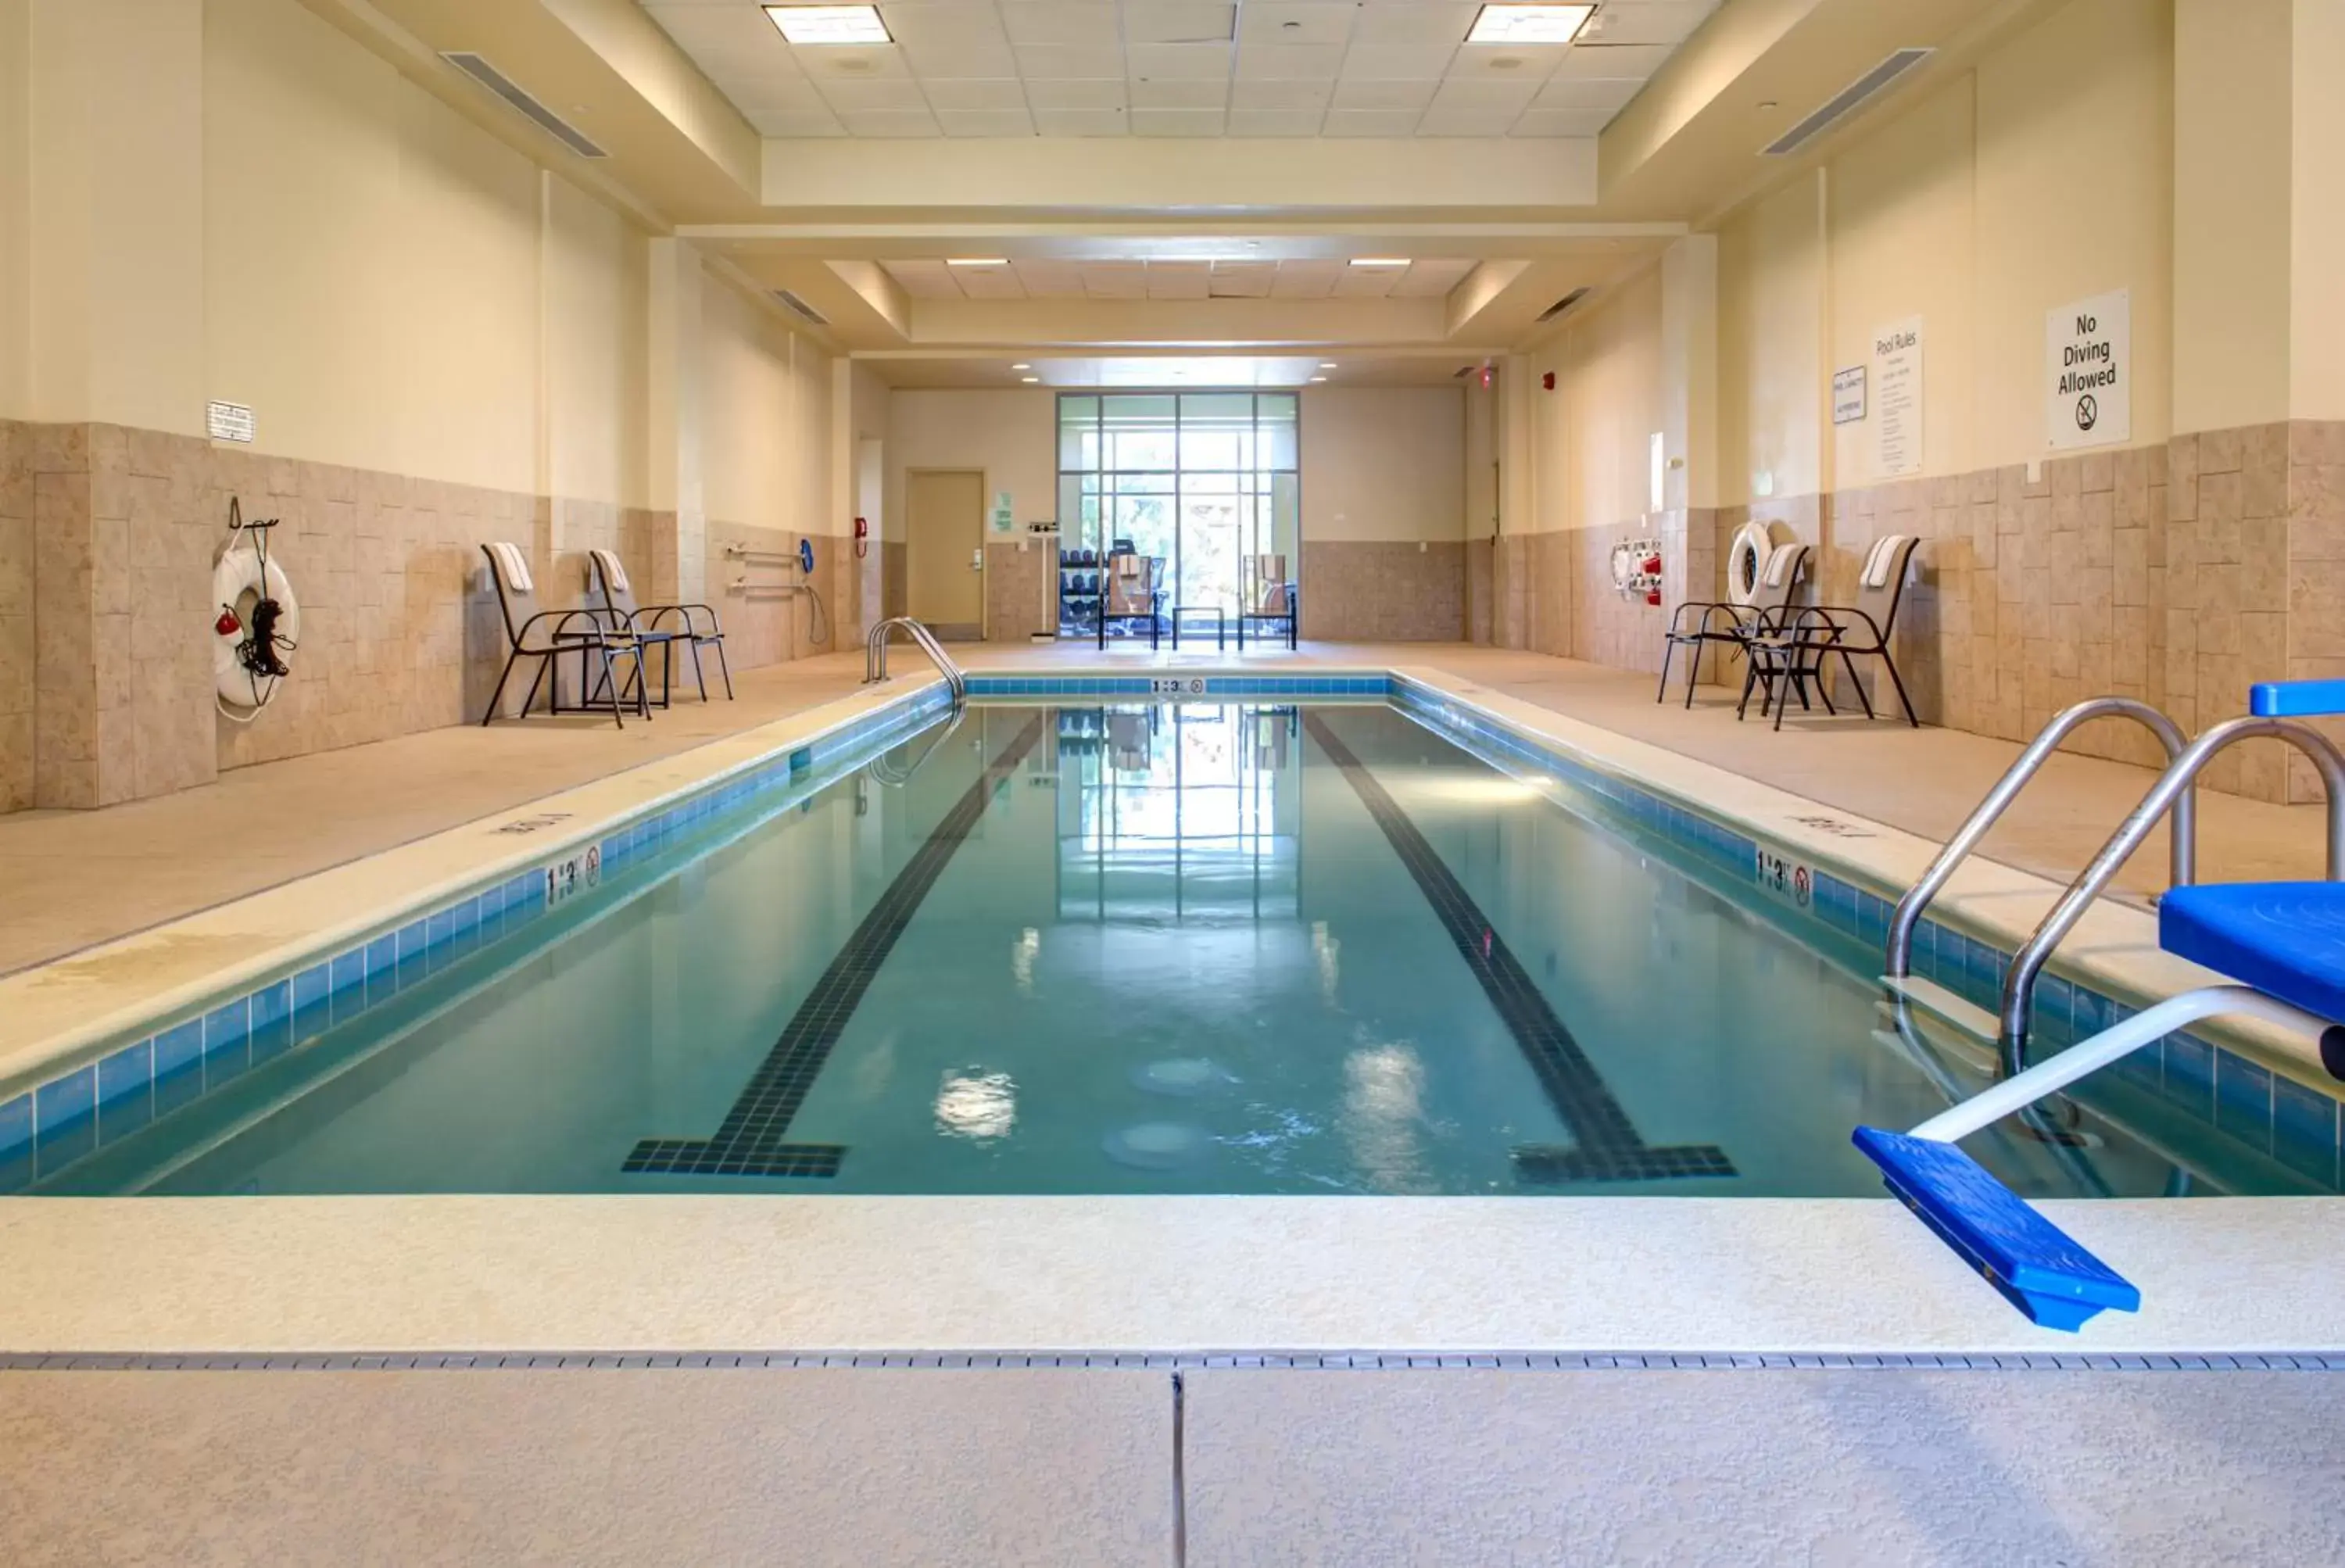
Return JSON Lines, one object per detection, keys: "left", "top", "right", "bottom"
{"left": 2046, "top": 288, "right": 2129, "bottom": 451}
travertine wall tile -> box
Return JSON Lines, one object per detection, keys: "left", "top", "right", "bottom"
{"left": 1299, "top": 541, "right": 1465, "bottom": 641}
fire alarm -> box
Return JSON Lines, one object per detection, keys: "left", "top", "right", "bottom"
{"left": 1542, "top": 371, "right": 1556, "bottom": 392}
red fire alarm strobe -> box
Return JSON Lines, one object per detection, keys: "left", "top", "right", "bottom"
{"left": 1542, "top": 371, "right": 1556, "bottom": 391}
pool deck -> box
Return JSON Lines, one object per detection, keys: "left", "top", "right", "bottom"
{"left": 0, "top": 639, "right": 2327, "bottom": 976}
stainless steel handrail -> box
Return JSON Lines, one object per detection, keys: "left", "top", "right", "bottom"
{"left": 866, "top": 706, "right": 966, "bottom": 786}
{"left": 864, "top": 616, "right": 965, "bottom": 701}
{"left": 1995, "top": 714, "right": 2345, "bottom": 1070}
{"left": 1886, "top": 698, "right": 2194, "bottom": 979}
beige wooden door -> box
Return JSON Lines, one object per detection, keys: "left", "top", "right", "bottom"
{"left": 906, "top": 469, "right": 984, "bottom": 633}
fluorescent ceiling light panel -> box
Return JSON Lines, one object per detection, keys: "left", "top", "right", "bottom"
{"left": 1466, "top": 5, "right": 1595, "bottom": 45}
{"left": 946, "top": 257, "right": 1009, "bottom": 267}
{"left": 765, "top": 6, "right": 892, "bottom": 46}
{"left": 1349, "top": 257, "right": 1410, "bottom": 268}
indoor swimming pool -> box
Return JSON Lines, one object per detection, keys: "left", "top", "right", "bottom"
{"left": 9, "top": 696, "right": 2329, "bottom": 1201}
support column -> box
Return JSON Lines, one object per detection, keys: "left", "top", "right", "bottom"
{"left": 644, "top": 235, "right": 706, "bottom": 608}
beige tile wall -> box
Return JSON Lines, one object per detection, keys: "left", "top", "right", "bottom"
{"left": 1465, "top": 537, "right": 1493, "bottom": 645}
{"left": 984, "top": 538, "right": 1058, "bottom": 641}
{"left": 1568, "top": 510, "right": 1717, "bottom": 675}
{"left": 0, "top": 423, "right": 32, "bottom": 811}
{"left": 1298, "top": 541, "right": 1465, "bottom": 641}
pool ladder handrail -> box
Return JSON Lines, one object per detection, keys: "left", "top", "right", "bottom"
{"left": 864, "top": 616, "right": 965, "bottom": 702}
{"left": 1991, "top": 714, "right": 2345, "bottom": 1070}
{"left": 1886, "top": 697, "right": 2195, "bottom": 985}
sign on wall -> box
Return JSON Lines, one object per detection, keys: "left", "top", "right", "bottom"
{"left": 990, "top": 490, "right": 1016, "bottom": 535}
{"left": 2046, "top": 288, "right": 2130, "bottom": 450}
{"left": 1831, "top": 365, "right": 1867, "bottom": 425}
{"left": 206, "top": 400, "right": 255, "bottom": 443}
{"left": 1872, "top": 317, "right": 1923, "bottom": 477}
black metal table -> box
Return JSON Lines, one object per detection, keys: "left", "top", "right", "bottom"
{"left": 1171, "top": 604, "right": 1225, "bottom": 650}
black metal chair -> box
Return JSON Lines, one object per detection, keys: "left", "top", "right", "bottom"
{"left": 478, "top": 542, "right": 650, "bottom": 728}
{"left": 1737, "top": 534, "right": 1924, "bottom": 731}
{"left": 1097, "top": 552, "right": 1164, "bottom": 650}
{"left": 1657, "top": 540, "right": 1810, "bottom": 707}
{"left": 1238, "top": 580, "right": 1298, "bottom": 650}
{"left": 587, "top": 548, "right": 732, "bottom": 703}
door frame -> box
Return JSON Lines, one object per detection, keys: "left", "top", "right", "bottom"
{"left": 904, "top": 464, "right": 989, "bottom": 639}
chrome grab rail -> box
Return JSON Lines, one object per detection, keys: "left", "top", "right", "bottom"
{"left": 1995, "top": 714, "right": 2345, "bottom": 1071}
{"left": 1886, "top": 698, "right": 2194, "bottom": 980}
{"left": 864, "top": 616, "right": 965, "bottom": 701}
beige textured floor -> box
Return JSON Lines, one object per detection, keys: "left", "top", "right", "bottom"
{"left": 4, "top": 1366, "right": 2340, "bottom": 1566}
{"left": 0, "top": 641, "right": 2328, "bottom": 974}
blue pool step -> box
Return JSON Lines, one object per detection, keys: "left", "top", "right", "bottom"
{"left": 1852, "top": 1127, "right": 2141, "bottom": 1331}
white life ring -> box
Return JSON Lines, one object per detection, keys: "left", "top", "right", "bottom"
{"left": 1609, "top": 541, "right": 1638, "bottom": 592}
{"left": 1727, "top": 521, "right": 1773, "bottom": 601}
{"left": 213, "top": 545, "right": 300, "bottom": 718}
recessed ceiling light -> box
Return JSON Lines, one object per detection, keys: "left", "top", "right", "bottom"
{"left": 1021, "top": 376, "right": 1040, "bottom": 384}
{"left": 764, "top": 5, "right": 892, "bottom": 46}
{"left": 1011, "top": 363, "right": 1031, "bottom": 371}
{"left": 1349, "top": 257, "right": 1409, "bottom": 268}
{"left": 1466, "top": 5, "right": 1595, "bottom": 45}
{"left": 1309, "top": 377, "right": 1328, "bottom": 384}
{"left": 1319, "top": 361, "right": 1339, "bottom": 369}
{"left": 946, "top": 257, "right": 1008, "bottom": 267}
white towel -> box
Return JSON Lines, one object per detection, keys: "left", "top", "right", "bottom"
{"left": 1861, "top": 535, "right": 1911, "bottom": 590}
{"left": 591, "top": 547, "right": 630, "bottom": 596}
{"left": 1762, "top": 543, "right": 1800, "bottom": 588}
{"left": 487, "top": 541, "right": 534, "bottom": 595}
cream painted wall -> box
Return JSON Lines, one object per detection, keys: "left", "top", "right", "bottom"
{"left": 2289, "top": 0, "right": 2345, "bottom": 421}
{"left": 0, "top": 0, "right": 28, "bottom": 421}
{"left": 1529, "top": 265, "right": 1666, "bottom": 534}
{"left": 1715, "top": 0, "right": 2177, "bottom": 499}
{"left": 1300, "top": 387, "right": 1465, "bottom": 543}
{"left": 545, "top": 177, "right": 646, "bottom": 509}
{"left": 883, "top": 388, "right": 1056, "bottom": 546}
{"left": 700, "top": 274, "right": 830, "bottom": 534}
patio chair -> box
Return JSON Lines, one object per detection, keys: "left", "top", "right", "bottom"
{"left": 478, "top": 542, "right": 650, "bottom": 728}
{"left": 587, "top": 548, "right": 732, "bottom": 704}
{"left": 1735, "top": 534, "right": 1922, "bottom": 732}
{"left": 1238, "top": 553, "right": 1299, "bottom": 650}
{"left": 1852, "top": 679, "right": 2345, "bottom": 1328}
{"left": 1656, "top": 539, "right": 1810, "bottom": 708}
{"left": 1097, "top": 551, "right": 1164, "bottom": 650}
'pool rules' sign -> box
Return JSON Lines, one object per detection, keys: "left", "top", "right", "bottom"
{"left": 1872, "top": 317, "right": 1923, "bottom": 477}
{"left": 2047, "top": 288, "right": 2129, "bottom": 450}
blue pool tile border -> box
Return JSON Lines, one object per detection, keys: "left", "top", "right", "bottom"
{"left": 1385, "top": 673, "right": 2345, "bottom": 1194}
{"left": 0, "top": 684, "right": 954, "bottom": 1194}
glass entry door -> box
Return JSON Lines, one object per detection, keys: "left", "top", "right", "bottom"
{"left": 1058, "top": 392, "right": 1300, "bottom": 636}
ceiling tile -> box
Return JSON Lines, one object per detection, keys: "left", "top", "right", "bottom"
{"left": 920, "top": 78, "right": 1031, "bottom": 112}
{"left": 1130, "top": 106, "right": 1228, "bottom": 135}
{"left": 1511, "top": 108, "right": 1609, "bottom": 137}
{"left": 1083, "top": 262, "right": 1151, "bottom": 298}
{"left": 1552, "top": 42, "right": 1674, "bottom": 77}
{"left": 1026, "top": 77, "right": 1127, "bottom": 109}
{"left": 1446, "top": 43, "right": 1566, "bottom": 78}
{"left": 1230, "top": 77, "right": 1333, "bottom": 111}
{"left": 1388, "top": 259, "right": 1475, "bottom": 295}
{"left": 1206, "top": 260, "right": 1277, "bottom": 295}
{"left": 1146, "top": 260, "right": 1212, "bottom": 299}
{"left": 953, "top": 263, "right": 1029, "bottom": 298}
{"left": 1126, "top": 42, "right": 1235, "bottom": 79}
{"left": 798, "top": 45, "right": 913, "bottom": 80}
{"left": 1320, "top": 107, "right": 1422, "bottom": 136}
{"left": 812, "top": 77, "right": 933, "bottom": 113}
{"left": 1000, "top": 3, "right": 1121, "bottom": 47}
{"left": 1578, "top": 2, "right": 1717, "bottom": 48}
{"left": 1123, "top": 2, "right": 1240, "bottom": 45}
{"left": 1031, "top": 106, "right": 1130, "bottom": 134}
{"left": 1330, "top": 77, "right": 1434, "bottom": 111}
{"left": 1014, "top": 260, "right": 1088, "bottom": 295}
{"left": 1130, "top": 77, "right": 1229, "bottom": 109}
{"left": 1428, "top": 76, "right": 1540, "bottom": 113}
{"left": 1235, "top": 41, "right": 1347, "bottom": 80}
{"left": 936, "top": 107, "right": 1039, "bottom": 135}
{"left": 1330, "top": 264, "right": 1400, "bottom": 297}
{"left": 1336, "top": 42, "right": 1456, "bottom": 80}
{"left": 883, "top": 260, "right": 960, "bottom": 297}
{"left": 897, "top": 33, "right": 1020, "bottom": 77}
{"left": 1532, "top": 75, "right": 1642, "bottom": 111}
{"left": 1269, "top": 259, "right": 1343, "bottom": 297}
{"left": 1416, "top": 106, "right": 1520, "bottom": 136}
{"left": 1239, "top": 2, "right": 1359, "bottom": 46}
{"left": 646, "top": 5, "right": 794, "bottom": 59}
{"left": 1349, "top": 2, "right": 1476, "bottom": 45}
{"left": 838, "top": 107, "right": 943, "bottom": 136}
{"left": 1226, "top": 107, "right": 1326, "bottom": 135}
{"left": 1015, "top": 44, "right": 1128, "bottom": 79}
{"left": 746, "top": 108, "right": 847, "bottom": 137}
{"left": 712, "top": 77, "right": 830, "bottom": 114}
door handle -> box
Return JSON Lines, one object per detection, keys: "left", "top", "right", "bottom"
{"left": 970, "top": 549, "right": 984, "bottom": 571}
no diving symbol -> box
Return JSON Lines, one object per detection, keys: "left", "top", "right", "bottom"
{"left": 2075, "top": 393, "right": 2099, "bottom": 432}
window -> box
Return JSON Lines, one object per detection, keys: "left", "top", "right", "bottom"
{"left": 1058, "top": 392, "right": 1301, "bottom": 636}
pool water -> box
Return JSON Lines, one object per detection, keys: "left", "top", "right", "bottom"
{"left": 40, "top": 700, "right": 2280, "bottom": 1198}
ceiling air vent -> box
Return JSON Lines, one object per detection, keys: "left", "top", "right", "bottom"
{"left": 1762, "top": 48, "right": 1934, "bottom": 156}
{"left": 1537, "top": 287, "right": 1591, "bottom": 324}
{"left": 772, "top": 288, "right": 829, "bottom": 327}
{"left": 441, "top": 52, "right": 608, "bottom": 158}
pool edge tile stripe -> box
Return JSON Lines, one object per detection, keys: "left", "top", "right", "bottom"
{"left": 622, "top": 713, "right": 1049, "bottom": 1180}
{"left": 1301, "top": 711, "right": 1736, "bottom": 1187}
